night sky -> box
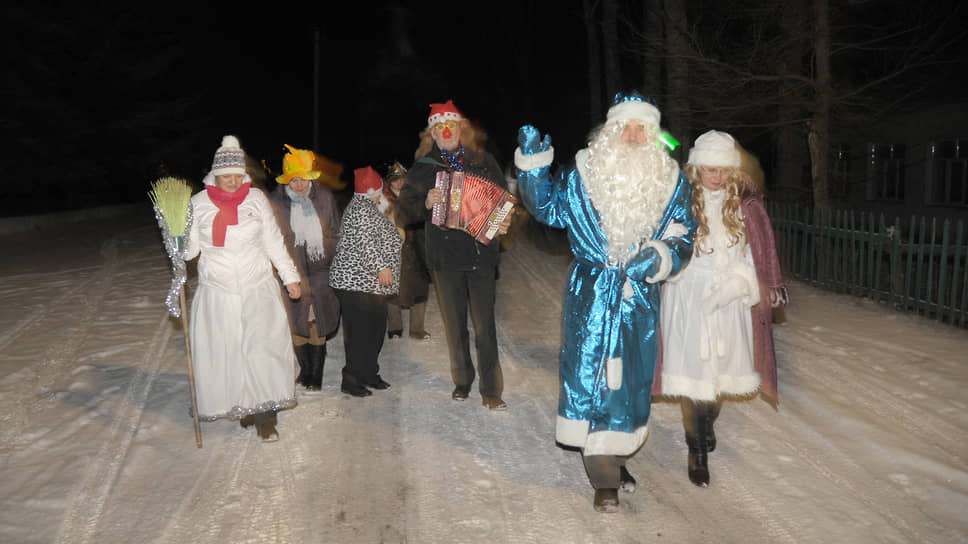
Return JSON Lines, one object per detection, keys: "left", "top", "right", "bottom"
{"left": 2, "top": 2, "right": 595, "bottom": 213}
{"left": 5, "top": 2, "right": 965, "bottom": 215}
{"left": 161, "top": 2, "right": 592, "bottom": 183}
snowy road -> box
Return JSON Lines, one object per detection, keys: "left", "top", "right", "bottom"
{"left": 0, "top": 210, "right": 965, "bottom": 543}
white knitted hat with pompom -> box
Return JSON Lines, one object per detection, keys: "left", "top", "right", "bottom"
{"left": 211, "top": 135, "right": 247, "bottom": 176}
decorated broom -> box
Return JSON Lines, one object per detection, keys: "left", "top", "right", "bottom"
{"left": 148, "top": 177, "right": 202, "bottom": 448}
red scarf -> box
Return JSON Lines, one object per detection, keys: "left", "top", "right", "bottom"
{"left": 205, "top": 182, "right": 251, "bottom": 247}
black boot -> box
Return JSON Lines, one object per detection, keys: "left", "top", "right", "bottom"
{"left": 293, "top": 344, "right": 312, "bottom": 387}
{"left": 341, "top": 370, "right": 372, "bottom": 397}
{"left": 685, "top": 433, "right": 709, "bottom": 487}
{"left": 702, "top": 401, "right": 722, "bottom": 453}
{"left": 306, "top": 343, "right": 326, "bottom": 391}
{"left": 619, "top": 466, "right": 637, "bottom": 494}
{"left": 682, "top": 401, "right": 709, "bottom": 487}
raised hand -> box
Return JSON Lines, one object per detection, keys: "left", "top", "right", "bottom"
{"left": 517, "top": 125, "right": 552, "bottom": 155}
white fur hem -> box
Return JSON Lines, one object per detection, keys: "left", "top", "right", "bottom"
{"left": 606, "top": 357, "right": 622, "bottom": 390}
{"left": 556, "top": 415, "right": 650, "bottom": 456}
{"left": 643, "top": 239, "right": 672, "bottom": 283}
{"left": 514, "top": 146, "right": 555, "bottom": 171}
{"left": 661, "top": 373, "right": 761, "bottom": 401}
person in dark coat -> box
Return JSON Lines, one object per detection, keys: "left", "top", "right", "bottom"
{"left": 269, "top": 145, "right": 341, "bottom": 391}
{"left": 395, "top": 100, "right": 514, "bottom": 411}
{"left": 384, "top": 161, "right": 432, "bottom": 340}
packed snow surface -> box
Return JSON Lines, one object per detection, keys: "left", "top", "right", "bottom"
{"left": 0, "top": 210, "right": 965, "bottom": 543}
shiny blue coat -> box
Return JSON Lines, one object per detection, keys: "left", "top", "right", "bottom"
{"left": 518, "top": 158, "right": 696, "bottom": 454}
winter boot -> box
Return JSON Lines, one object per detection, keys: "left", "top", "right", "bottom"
{"left": 593, "top": 488, "right": 620, "bottom": 513}
{"left": 685, "top": 433, "right": 710, "bottom": 487}
{"left": 619, "top": 466, "right": 637, "bottom": 494}
{"left": 701, "top": 402, "right": 722, "bottom": 453}
{"left": 294, "top": 344, "right": 312, "bottom": 388}
{"left": 306, "top": 343, "right": 326, "bottom": 391}
{"left": 341, "top": 370, "right": 372, "bottom": 397}
{"left": 682, "top": 401, "right": 710, "bottom": 487}
{"left": 254, "top": 411, "right": 278, "bottom": 442}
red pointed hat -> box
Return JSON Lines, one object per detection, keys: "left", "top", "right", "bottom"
{"left": 354, "top": 166, "right": 384, "bottom": 195}
{"left": 427, "top": 100, "right": 464, "bottom": 127}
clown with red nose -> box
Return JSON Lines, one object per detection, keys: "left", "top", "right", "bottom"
{"left": 393, "top": 100, "right": 515, "bottom": 411}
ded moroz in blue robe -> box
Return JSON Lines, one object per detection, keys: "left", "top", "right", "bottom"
{"left": 516, "top": 146, "right": 697, "bottom": 456}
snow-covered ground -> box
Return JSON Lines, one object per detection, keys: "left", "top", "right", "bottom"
{"left": 0, "top": 209, "right": 966, "bottom": 543}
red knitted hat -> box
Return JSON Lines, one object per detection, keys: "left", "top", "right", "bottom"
{"left": 354, "top": 166, "right": 384, "bottom": 195}
{"left": 427, "top": 100, "right": 463, "bottom": 127}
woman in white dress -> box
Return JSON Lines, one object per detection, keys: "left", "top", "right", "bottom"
{"left": 185, "top": 135, "right": 302, "bottom": 442}
{"left": 660, "top": 130, "right": 761, "bottom": 486}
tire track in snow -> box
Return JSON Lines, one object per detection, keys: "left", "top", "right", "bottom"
{"left": 154, "top": 425, "right": 251, "bottom": 543}
{"left": 731, "top": 392, "right": 926, "bottom": 542}
{"left": 0, "top": 269, "right": 103, "bottom": 356}
{"left": 54, "top": 310, "right": 171, "bottom": 544}
{"left": 1, "top": 239, "right": 122, "bottom": 450}
{"left": 782, "top": 326, "right": 963, "bottom": 465}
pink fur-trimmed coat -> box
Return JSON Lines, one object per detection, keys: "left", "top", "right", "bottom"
{"left": 654, "top": 194, "right": 783, "bottom": 408}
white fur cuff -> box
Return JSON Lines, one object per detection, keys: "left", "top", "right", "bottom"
{"left": 514, "top": 146, "right": 555, "bottom": 171}
{"left": 644, "top": 239, "right": 673, "bottom": 283}
{"left": 556, "top": 416, "right": 590, "bottom": 448}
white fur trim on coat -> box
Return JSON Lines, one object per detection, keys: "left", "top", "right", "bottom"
{"left": 660, "top": 373, "right": 761, "bottom": 401}
{"left": 555, "top": 415, "right": 651, "bottom": 456}
{"left": 514, "top": 146, "right": 555, "bottom": 171}
{"left": 643, "top": 239, "right": 673, "bottom": 283}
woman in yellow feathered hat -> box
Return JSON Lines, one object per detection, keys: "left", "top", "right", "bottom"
{"left": 269, "top": 144, "right": 343, "bottom": 392}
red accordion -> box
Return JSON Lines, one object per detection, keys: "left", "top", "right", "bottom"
{"left": 431, "top": 171, "right": 516, "bottom": 245}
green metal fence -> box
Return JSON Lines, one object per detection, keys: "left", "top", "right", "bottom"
{"left": 767, "top": 203, "right": 968, "bottom": 328}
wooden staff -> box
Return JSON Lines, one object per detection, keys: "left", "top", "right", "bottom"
{"left": 179, "top": 287, "right": 202, "bottom": 448}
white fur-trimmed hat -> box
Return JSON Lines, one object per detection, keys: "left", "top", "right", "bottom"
{"left": 605, "top": 91, "right": 661, "bottom": 128}
{"left": 211, "top": 135, "right": 247, "bottom": 176}
{"left": 427, "top": 100, "right": 464, "bottom": 127}
{"left": 686, "top": 130, "right": 741, "bottom": 168}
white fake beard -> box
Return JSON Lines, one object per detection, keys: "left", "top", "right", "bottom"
{"left": 582, "top": 123, "right": 680, "bottom": 264}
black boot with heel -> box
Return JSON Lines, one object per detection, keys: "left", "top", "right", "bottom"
{"left": 682, "top": 401, "right": 710, "bottom": 487}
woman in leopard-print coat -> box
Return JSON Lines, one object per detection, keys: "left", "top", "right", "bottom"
{"left": 329, "top": 166, "right": 403, "bottom": 397}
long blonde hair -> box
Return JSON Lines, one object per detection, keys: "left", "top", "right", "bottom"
{"left": 684, "top": 164, "right": 747, "bottom": 255}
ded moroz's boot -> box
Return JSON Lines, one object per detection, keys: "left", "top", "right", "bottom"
{"left": 593, "top": 488, "right": 620, "bottom": 513}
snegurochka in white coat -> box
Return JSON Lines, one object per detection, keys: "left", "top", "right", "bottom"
{"left": 183, "top": 135, "right": 302, "bottom": 441}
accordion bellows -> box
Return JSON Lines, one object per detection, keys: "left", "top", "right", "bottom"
{"left": 432, "top": 171, "right": 516, "bottom": 245}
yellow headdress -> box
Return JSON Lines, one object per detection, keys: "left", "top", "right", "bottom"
{"left": 275, "top": 144, "right": 322, "bottom": 185}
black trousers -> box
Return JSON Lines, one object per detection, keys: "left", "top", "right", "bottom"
{"left": 334, "top": 289, "right": 387, "bottom": 383}
{"left": 432, "top": 266, "right": 503, "bottom": 397}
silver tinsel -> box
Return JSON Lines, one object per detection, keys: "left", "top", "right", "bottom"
{"left": 153, "top": 202, "right": 193, "bottom": 317}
